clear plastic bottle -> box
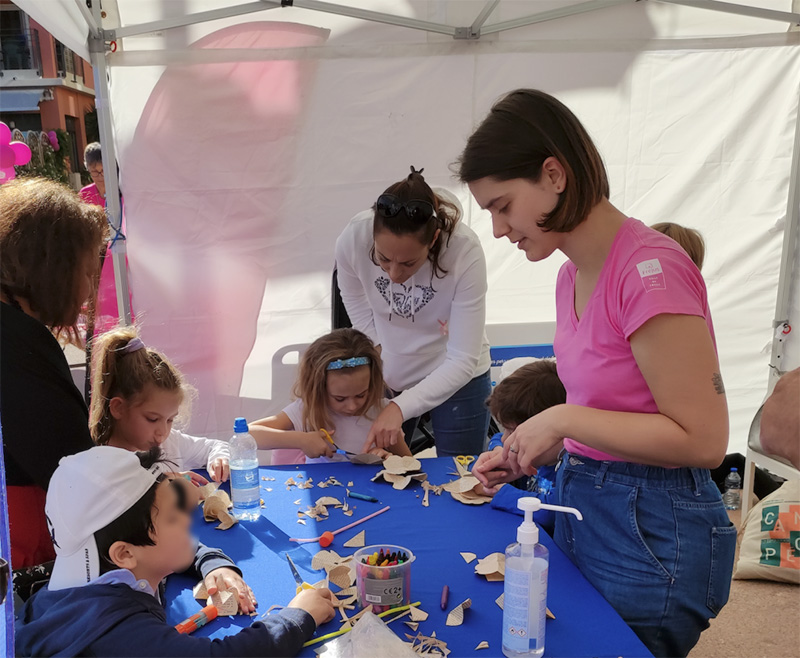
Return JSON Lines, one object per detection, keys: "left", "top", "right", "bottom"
{"left": 722, "top": 467, "right": 742, "bottom": 511}
{"left": 229, "top": 417, "right": 260, "bottom": 521}
{"left": 502, "top": 498, "right": 583, "bottom": 658}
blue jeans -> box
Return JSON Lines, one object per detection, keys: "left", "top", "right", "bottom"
{"left": 554, "top": 453, "right": 737, "bottom": 658}
{"left": 402, "top": 370, "right": 491, "bottom": 457}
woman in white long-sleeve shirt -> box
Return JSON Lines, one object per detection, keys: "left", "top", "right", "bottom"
{"left": 334, "top": 167, "right": 491, "bottom": 456}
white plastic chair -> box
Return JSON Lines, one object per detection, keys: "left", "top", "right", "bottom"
{"left": 741, "top": 405, "right": 800, "bottom": 517}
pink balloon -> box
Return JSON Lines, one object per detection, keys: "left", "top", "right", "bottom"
{"left": 0, "top": 167, "right": 16, "bottom": 183}
{"left": 0, "top": 143, "right": 14, "bottom": 168}
{"left": 10, "top": 141, "right": 31, "bottom": 166}
{"left": 0, "top": 123, "right": 10, "bottom": 145}
{"left": 47, "top": 130, "right": 60, "bottom": 151}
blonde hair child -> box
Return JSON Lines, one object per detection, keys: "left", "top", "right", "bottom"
{"left": 89, "top": 326, "right": 230, "bottom": 482}
{"left": 250, "top": 328, "right": 412, "bottom": 464}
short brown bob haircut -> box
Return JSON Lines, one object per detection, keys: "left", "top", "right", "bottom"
{"left": 488, "top": 359, "right": 567, "bottom": 429}
{"left": 457, "top": 89, "right": 609, "bottom": 233}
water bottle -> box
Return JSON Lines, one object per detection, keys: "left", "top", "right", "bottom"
{"left": 229, "top": 417, "right": 260, "bottom": 521}
{"left": 722, "top": 467, "right": 742, "bottom": 511}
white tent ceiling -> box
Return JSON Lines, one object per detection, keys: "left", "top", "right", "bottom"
{"left": 16, "top": 1, "right": 800, "bottom": 454}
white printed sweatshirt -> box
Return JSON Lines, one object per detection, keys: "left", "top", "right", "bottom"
{"left": 159, "top": 428, "right": 230, "bottom": 473}
{"left": 334, "top": 210, "right": 491, "bottom": 420}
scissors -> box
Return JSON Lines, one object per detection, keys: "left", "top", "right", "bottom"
{"left": 455, "top": 455, "right": 475, "bottom": 470}
{"left": 285, "top": 553, "right": 314, "bottom": 595}
{"left": 319, "top": 429, "right": 356, "bottom": 457}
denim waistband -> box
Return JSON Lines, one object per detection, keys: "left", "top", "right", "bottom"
{"left": 559, "top": 452, "right": 712, "bottom": 493}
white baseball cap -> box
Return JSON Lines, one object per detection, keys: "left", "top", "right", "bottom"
{"left": 46, "top": 446, "right": 162, "bottom": 591}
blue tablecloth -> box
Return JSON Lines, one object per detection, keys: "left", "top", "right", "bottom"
{"left": 165, "top": 458, "right": 651, "bottom": 657}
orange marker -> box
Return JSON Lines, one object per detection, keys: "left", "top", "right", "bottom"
{"left": 175, "top": 604, "right": 218, "bottom": 634}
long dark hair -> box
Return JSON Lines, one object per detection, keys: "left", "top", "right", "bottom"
{"left": 457, "top": 89, "right": 609, "bottom": 233}
{"left": 370, "top": 167, "right": 460, "bottom": 279}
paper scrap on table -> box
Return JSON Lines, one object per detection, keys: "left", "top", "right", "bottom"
{"left": 445, "top": 598, "right": 472, "bottom": 626}
{"left": 408, "top": 605, "right": 429, "bottom": 622}
{"left": 475, "top": 552, "right": 505, "bottom": 581}
{"left": 405, "top": 621, "right": 419, "bottom": 631}
{"left": 202, "top": 489, "right": 238, "bottom": 530}
{"left": 343, "top": 529, "right": 366, "bottom": 548}
{"left": 475, "top": 641, "right": 489, "bottom": 650}
{"left": 460, "top": 552, "right": 476, "bottom": 564}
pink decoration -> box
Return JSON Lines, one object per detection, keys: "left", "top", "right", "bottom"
{"left": 10, "top": 141, "right": 31, "bottom": 166}
{"left": 47, "top": 131, "right": 60, "bottom": 151}
{"left": 0, "top": 122, "right": 11, "bottom": 145}
{"left": 0, "top": 144, "right": 15, "bottom": 169}
{"left": 0, "top": 167, "right": 16, "bottom": 183}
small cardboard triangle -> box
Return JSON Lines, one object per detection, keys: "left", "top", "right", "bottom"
{"left": 408, "top": 605, "right": 429, "bottom": 622}
{"left": 211, "top": 588, "right": 239, "bottom": 616}
{"left": 475, "top": 641, "right": 489, "bottom": 650}
{"left": 460, "top": 552, "right": 477, "bottom": 564}
{"left": 445, "top": 598, "right": 472, "bottom": 626}
{"left": 343, "top": 529, "right": 366, "bottom": 548}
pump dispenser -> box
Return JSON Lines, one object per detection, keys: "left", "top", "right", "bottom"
{"left": 502, "top": 497, "right": 583, "bottom": 658}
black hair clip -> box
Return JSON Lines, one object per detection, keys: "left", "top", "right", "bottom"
{"left": 408, "top": 165, "right": 425, "bottom": 180}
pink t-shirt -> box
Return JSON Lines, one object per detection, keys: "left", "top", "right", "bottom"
{"left": 554, "top": 218, "right": 715, "bottom": 462}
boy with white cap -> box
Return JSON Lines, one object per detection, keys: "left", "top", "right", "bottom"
{"left": 15, "top": 447, "right": 335, "bottom": 656}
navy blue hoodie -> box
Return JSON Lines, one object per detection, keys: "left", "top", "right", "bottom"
{"left": 16, "top": 543, "right": 316, "bottom": 657}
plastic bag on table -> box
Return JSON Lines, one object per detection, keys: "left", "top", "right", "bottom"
{"left": 314, "top": 611, "right": 417, "bottom": 658}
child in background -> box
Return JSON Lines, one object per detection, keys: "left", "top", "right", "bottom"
{"left": 481, "top": 360, "right": 567, "bottom": 533}
{"left": 250, "top": 328, "right": 412, "bottom": 464}
{"left": 651, "top": 222, "right": 705, "bottom": 270}
{"left": 90, "top": 326, "right": 230, "bottom": 483}
{"left": 15, "top": 447, "right": 335, "bottom": 657}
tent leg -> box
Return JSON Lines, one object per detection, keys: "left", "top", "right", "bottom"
{"left": 88, "top": 32, "right": 132, "bottom": 327}
{"left": 767, "top": 89, "right": 800, "bottom": 392}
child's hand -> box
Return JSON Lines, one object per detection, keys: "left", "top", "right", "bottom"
{"left": 208, "top": 457, "right": 230, "bottom": 483}
{"left": 287, "top": 587, "right": 335, "bottom": 627}
{"left": 168, "top": 472, "right": 205, "bottom": 508}
{"left": 367, "top": 447, "right": 392, "bottom": 459}
{"left": 301, "top": 431, "right": 335, "bottom": 459}
{"left": 472, "top": 447, "right": 524, "bottom": 493}
{"left": 204, "top": 567, "right": 257, "bottom": 615}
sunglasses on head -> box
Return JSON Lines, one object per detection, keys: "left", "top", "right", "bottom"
{"left": 376, "top": 194, "right": 437, "bottom": 223}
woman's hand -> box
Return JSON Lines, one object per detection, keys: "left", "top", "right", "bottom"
{"left": 362, "top": 402, "right": 404, "bottom": 452}
{"left": 502, "top": 407, "right": 566, "bottom": 476}
{"left": 472, "top": 447, "right": 525, "bottom": 493}
{"left": 204, "top": 567, "right": 257, "bottom": 615}
{"left": 300, "top": 431, "right": 335, "bottom": 459}
{"left": 208, "top": 457, "right": 229, "bottom": 483}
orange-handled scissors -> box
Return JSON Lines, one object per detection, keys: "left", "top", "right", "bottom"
{"left": 285, "top": 553, "right": 314, "bottom": 595}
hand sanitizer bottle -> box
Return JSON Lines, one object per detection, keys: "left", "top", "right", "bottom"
{"left": 502, "top": 497, "right": 583, "bottom": 658}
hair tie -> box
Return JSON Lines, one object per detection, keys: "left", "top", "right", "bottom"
{"left": 326, "top": 356, "right": 370, "bottom": 371}
{"left": 408, "top": 165, "right": 425, "bottom": 180}
{"left": 121, "top": 337, "right": 146, "bottom": 354}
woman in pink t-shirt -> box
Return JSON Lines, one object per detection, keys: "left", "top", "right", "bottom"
{"left": 461, "top": 90, "right": 736, "bottom": 657}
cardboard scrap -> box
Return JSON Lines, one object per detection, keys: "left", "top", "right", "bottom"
{"left": 317, "top": 476, "right": 343, "bottom": 488}
{"left": 197, "top": 482, "right": 219, "bottom": 501}
{"left": 202, "top": 489, "right": 238, "bottom": 530}
{"left": 445, "top": 598, "right": 472, "bottom": 626}
{"left": 210, "top": 589, "right": 239, "bottom": 616}
{"left": 475, "top": 552, "right": 505, "bottom": 581}
{"left": 405, "top": 631, "right": 450, "bottom": 657}
{"left": 405, "top": 621, "right": 419, "bottom": 631}
{"left": 327, "top": 564, "right": 355, "bottom": 589}
{"left": 343, "top": 529, "right": 366, "bottom": 548}
{"left": 383, "top": 455, "right": 422, "bottom": 474}
{"left": 192, "top": 581, "right": 208, "bottom": 600}
{"left": 372, "top": 470, "right": 427, "bottom": 490}
{"left": 443, "top": 475, "right": 492, "bottom": 505}
{"left": 301, "top": 496, "right": 343, "bottom": 521}
{"left": 475, "top": 641, "right": 489, "bottom": 650}
{"left": 408, "top": 605, "right": 429, "bottom": 622}
{"left": 460, "top": 552, "right": 477, "bottom": 564}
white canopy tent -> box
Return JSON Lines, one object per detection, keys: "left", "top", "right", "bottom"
{"left": 16, "top": 0, "right": 800, "bottom": 453}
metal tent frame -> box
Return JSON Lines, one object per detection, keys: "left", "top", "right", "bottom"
{"left": 79, "top": 0, "right": 798, "bottom": 390}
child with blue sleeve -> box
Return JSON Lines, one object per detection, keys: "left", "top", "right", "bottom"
{"left": 16, "top": 447, "right": 335, "bottom": 657}
{"left": 483, "top": 360, "right": 566, "bottom": 534}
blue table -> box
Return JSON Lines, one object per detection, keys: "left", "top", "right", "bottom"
{"left": 165, "top": 458, "right": 651, "bottom": 657}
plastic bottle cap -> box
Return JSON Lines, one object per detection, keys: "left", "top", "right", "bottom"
{"left": 233, "top": 417, "right": 248, "bottom": 433}
{"left": 731, "top": 467, "right": 738, "bottom": 473}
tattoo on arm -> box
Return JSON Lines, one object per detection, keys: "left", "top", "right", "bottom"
{"left": 712, "top": 373, "right": 725, "bottom": 395}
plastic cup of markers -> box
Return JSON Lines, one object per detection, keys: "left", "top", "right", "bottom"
{"left": 354, "top": 544, "right": 415, "bottom": 613}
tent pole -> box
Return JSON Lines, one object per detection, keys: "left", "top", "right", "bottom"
{"left": 480, "top": 0, "right": 632, "bottom": 36}
{"left": 767, "top": 87, "right": 800, "bottom": 391}
{"left": 88, "top": 16, "right": 132, "bottom": 326}
{"left": 652, "top": 0, "right": 800, "bottom": 25}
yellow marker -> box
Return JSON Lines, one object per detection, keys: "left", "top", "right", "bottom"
{"left": 303, "top": 602, "right": 422, "bottom": 647}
